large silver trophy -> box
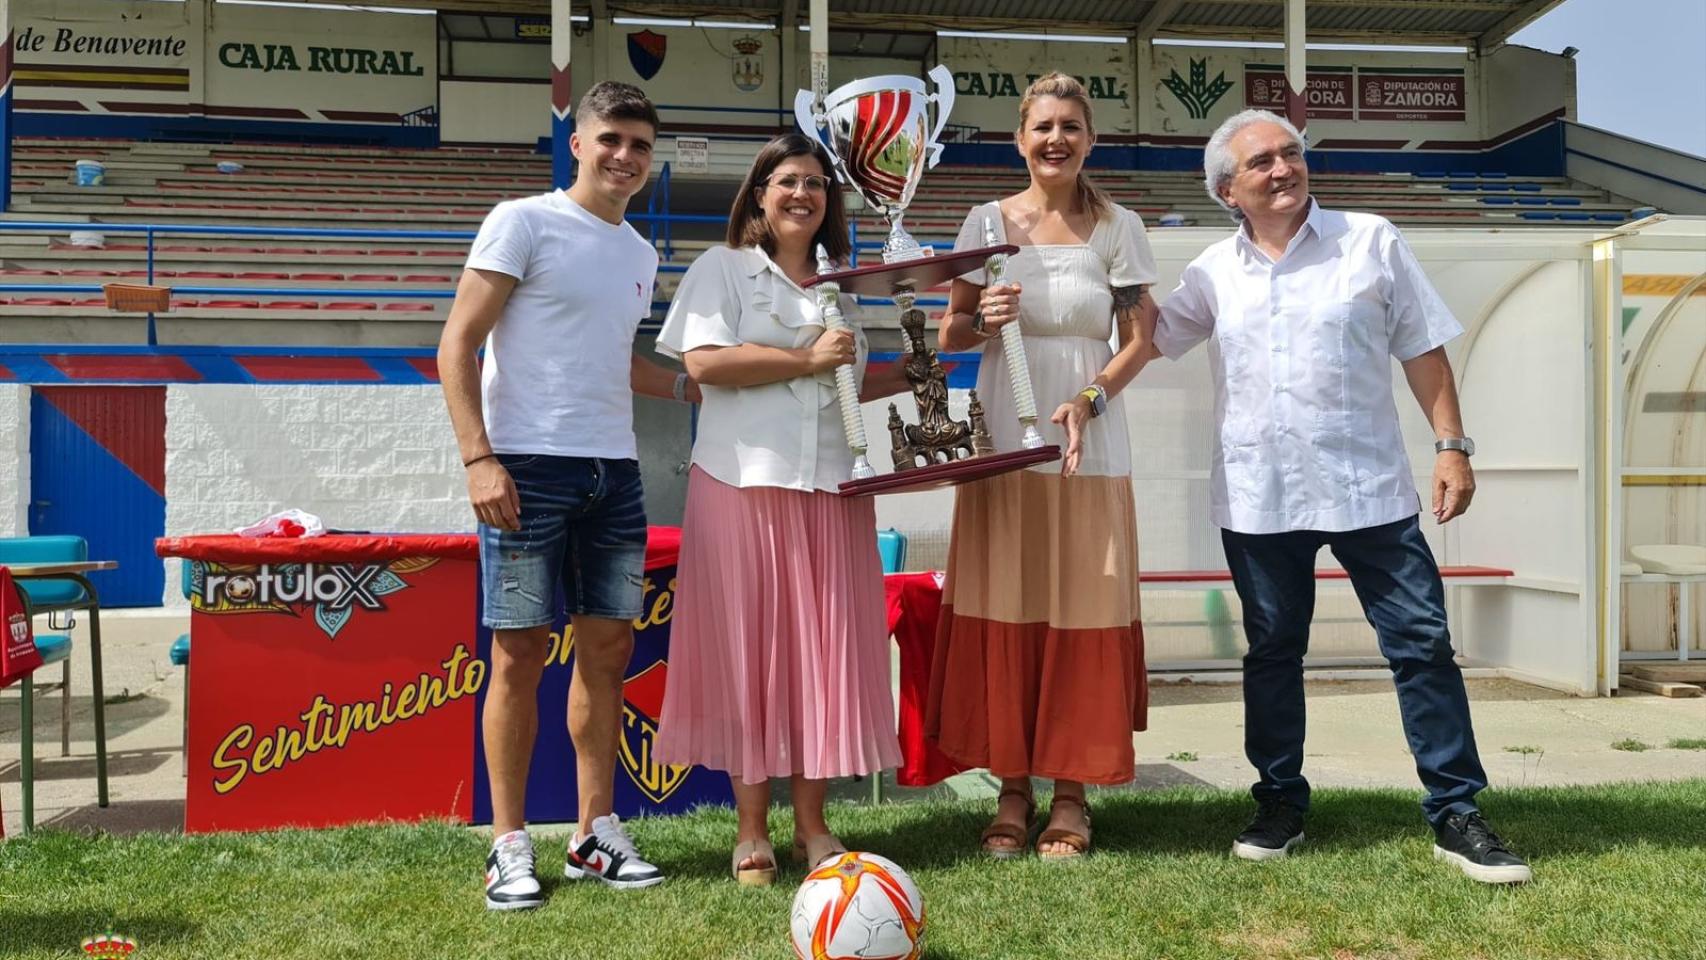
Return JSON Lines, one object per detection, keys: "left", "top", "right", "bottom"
{"left": 797, "top": 67, "right": 1059, "bottom": 496}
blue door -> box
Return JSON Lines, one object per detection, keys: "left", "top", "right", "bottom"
{"left": 29, "top": 386, "right": 167, "bottom": 607}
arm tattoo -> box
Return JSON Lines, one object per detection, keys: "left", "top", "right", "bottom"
{"left": 1112, "top": 285, "right": 1147, "bottom": 325}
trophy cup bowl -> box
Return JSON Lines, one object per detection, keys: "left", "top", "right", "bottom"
{"left": 796, "top": 67, "right": 1059, "bottom": 497}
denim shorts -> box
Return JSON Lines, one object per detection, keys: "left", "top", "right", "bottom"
{"left": 479, "top": 454, "right": 648, "bottom": 629}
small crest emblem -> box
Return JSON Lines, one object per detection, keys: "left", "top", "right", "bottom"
{"left": 627, "top": 30, "right": 667, "bottom": 81}
{"left": 619, "top": 661, "right": 689, "bottom": 804}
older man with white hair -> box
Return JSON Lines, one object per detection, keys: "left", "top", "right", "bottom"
{"left": 1150, "top": 109, "right": 1530, "bottom": 884}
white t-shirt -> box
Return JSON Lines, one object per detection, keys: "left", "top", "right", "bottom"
{"left": 656, "top": 245, "right": 868, "bottom": 493}
{"left": 465, "top": 191, "right": 659, "bottom": 460}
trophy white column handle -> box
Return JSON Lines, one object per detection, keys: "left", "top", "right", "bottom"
{"left": 816, "top": 245, "right": 876, "bottom": 479}
{"left": 983, "top": 217, "right": 1044, "bottom": 449}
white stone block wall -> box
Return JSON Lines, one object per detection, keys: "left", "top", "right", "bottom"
{"left": 163, "top": 384, "right": 473, "bottom": 606}
{"left": 0, "top": 385, "right": 28, "bottom": 537}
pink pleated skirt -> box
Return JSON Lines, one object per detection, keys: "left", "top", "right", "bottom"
{"left": 653, "top": 467, "right": 902, "bottom": 785}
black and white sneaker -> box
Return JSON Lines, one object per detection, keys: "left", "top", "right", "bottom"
{"left": 564, "top": 814, "right": 665, "bottom": 890}
{"left": 1231, "top": 798, "right": 1306, "bottom": 861}
{"left": 1433, "top": 812, "right": 1531, "bottom": 884}
{"left": 485, "top": 829, "right": 544, "bottom": 910}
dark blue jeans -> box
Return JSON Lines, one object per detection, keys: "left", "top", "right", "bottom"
{"left": 1221, "top": 515, "right": 1487, "bottom": 827}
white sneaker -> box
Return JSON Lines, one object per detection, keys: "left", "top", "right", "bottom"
{"left": 564, "top": 814, "right": 665, "bottom": 889}
{"left": 485, "top": 829, "right": 543, "bottom": 910}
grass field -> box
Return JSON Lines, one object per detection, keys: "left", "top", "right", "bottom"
{"left": 3, "top": 780, "right": 1704, "bottom": 960}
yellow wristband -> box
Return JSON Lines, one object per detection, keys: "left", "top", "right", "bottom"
{"left": 1078, "top": 387, "right": 1101, "bottom": 402}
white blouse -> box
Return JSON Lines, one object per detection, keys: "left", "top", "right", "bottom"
{"left": 657, "top": 245, "right": 868, "bottom": 494}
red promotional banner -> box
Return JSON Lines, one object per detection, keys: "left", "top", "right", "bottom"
{"left": 1244, "top": 66, "right": 1353, "bottom": 120}
{"left": 182, "top": 554, "right": 478, "bottom": 832}
{"left": 1357, "top": 69, "right": 1467, "bottom": 122}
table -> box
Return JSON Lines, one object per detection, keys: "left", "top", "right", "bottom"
{"left": 9, "top": 559, "right": 117, "bottom": 829}
{"left": 155, "top": 529, "right": 727, "bottom": 833}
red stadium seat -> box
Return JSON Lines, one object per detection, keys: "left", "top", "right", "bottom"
{"left": 402, "top": 274, "right": 453, "bottom": 283}
{"left": 324, "top": 302, "right": 379, "bottom": 311}
{"left": 348, "top": 273, "right": 398, "bottom": 282}
{"left": 382, "top": 303, "right": 434, "bottom": 312}
{"left": 238, "top": 272, "right": 291, "bottom": 280}
{"left": 263, "top": 301, "right": 318, "bottom": 309}
{"left": 292, "top": 273, "right": 347, "bottom": 281}
{"left": 202, "top": 300, "right": 261, "bottom": 308}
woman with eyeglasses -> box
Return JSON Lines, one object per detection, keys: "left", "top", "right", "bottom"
{"left": 652, "top": 133, "right": 908, "bottom": 886}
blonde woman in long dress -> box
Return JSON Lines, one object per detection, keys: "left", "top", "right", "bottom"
{"left": 926, "top": 72, "right": 1161, "bottom": 860}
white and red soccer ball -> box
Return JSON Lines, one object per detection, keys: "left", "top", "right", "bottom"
{"left": 789, "top": 851, "right": 925, "bottom": 960}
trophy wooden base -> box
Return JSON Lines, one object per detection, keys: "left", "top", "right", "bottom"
{"left": 839, "top": 445, "right": 1060, "bottom": 498}
{"left": 801, "top": 244, "right": 1018, "bottom": 296}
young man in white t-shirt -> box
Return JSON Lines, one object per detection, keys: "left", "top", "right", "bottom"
{"left": 438, "top": 80, "right": 698, "bottom": 911}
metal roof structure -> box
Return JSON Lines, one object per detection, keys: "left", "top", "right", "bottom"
{"left": 282, "top": 0, "right": 1568, "bottom": 53}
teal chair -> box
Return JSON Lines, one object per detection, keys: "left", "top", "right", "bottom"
{"left": 15, "top": 632, "right": 75, "bottom": 832}
{"left": 169, "top": 561, "right": 193, "bottom": 775}
{"left": 0, "top": 535, "right": 111, "bottom": 822}
{"left": 877, "top": 529, "right": 908, "bottom": 574}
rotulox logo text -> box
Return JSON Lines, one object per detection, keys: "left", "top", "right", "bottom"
{"left": 193, "top": 559, "right": 434, "bottom": 639}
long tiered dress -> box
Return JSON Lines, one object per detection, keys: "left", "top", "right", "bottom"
{"left": 924, "top": 202, "right": 1157, "bottom": 784}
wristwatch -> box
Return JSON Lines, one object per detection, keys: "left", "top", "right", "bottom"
{"left": 1435, "top": 436, "right": 1475, "bottom": 457}
{"left": 1079, "top": 384, "right": 1108, "bottom": 418}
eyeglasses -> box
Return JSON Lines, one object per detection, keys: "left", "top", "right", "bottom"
{"left": 764, "top": 174, "right": 831, "bottom": 194}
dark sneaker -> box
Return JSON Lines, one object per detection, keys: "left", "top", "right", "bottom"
{"left": 484, "top": 830, "right": 543, "bottom": 910}
{"left": 564, "top": 814, "right": 665, "bottom": 890}
{"left": 1433, "top": 812, "right": 1531, "bottom": 884}
{"left": 1231, "top": 798, "right": 1306, "bottom": 861}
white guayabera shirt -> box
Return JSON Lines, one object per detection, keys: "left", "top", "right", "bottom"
{"left": 1154, "top": 199, "right": 1463, "bottom": 535}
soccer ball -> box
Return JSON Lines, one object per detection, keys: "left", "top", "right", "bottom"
{"left": 789, "top": 851, "right": 924, "bottom": 960}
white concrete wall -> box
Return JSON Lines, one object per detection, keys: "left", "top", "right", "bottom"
{"left": 162, "top": 384, "right": 472, "bottom": 605}
{"left": 0, "top": 385, "right": 29, "bottom": 538}
{"left": 1482, "top": 44, "right": 1574, "bottom": 136}
{"left": 440, "top": 79, "right": 550, "bottom": 145}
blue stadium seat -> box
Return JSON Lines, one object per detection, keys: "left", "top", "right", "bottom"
{"left": 1480, "top": 197, "right": 1515, "bottom": 206}
{"left": 1558, "top": 212, "right": 1592, "bottom": 222}
{"left": 1520, "top": 211, "right": 1558, "bottom": 221}
{"left": 1509, "top": 183, "right": 1542, "bottom": 192}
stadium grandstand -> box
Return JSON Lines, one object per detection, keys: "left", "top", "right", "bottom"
{"left": 1, "top": 0, "right": 1704, "bottom": 694}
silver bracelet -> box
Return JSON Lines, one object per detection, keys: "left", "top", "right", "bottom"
{"left": 672, "top": 371, "right": 689, "bottom": 403}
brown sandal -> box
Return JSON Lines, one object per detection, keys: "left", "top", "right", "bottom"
{"left": 732, "top": 838, "right": 777, "bottom": 886}
{"left": 980, "top": 787, "right": 1037, "bottom": 859}
{"left": 1037, "top": 794, "right": 1092, "bottom": 861}
{"left": 792, "top": 833, "right": 848, "bottom": 868}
